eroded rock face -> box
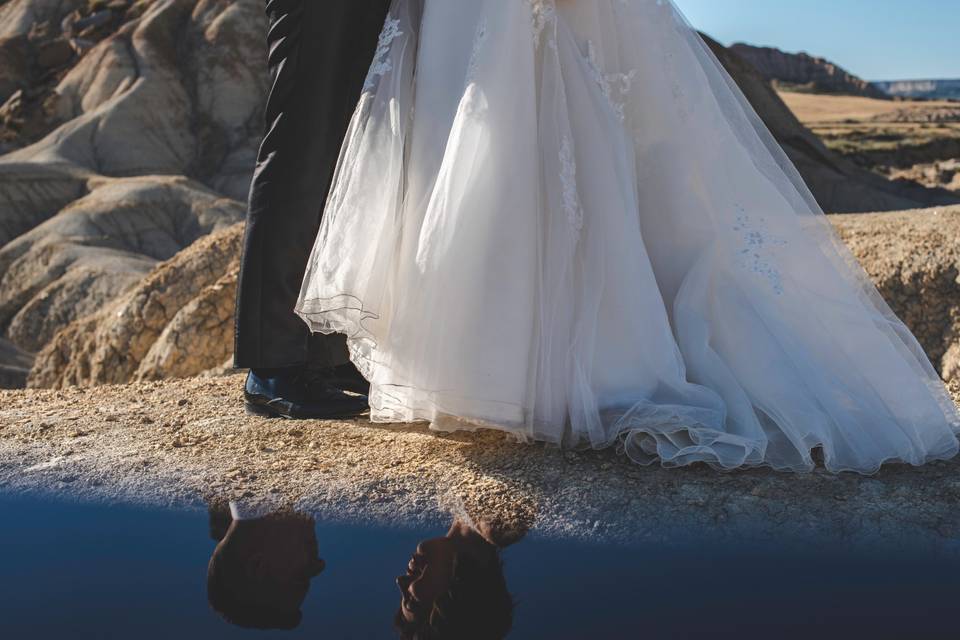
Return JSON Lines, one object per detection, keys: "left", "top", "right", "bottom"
{"left": 29, "top": 222, "right": 243, "bottom": 388}
{"left": 5, "top": 0, "right": 268, "bottom": 200}
{"left": 136, "top": 264, "right": 238, "bottom": 381}
{"left": 0, "top": 0, "right": 83, "bottom": 40}
{"left": 0, "top": 0, "right": 265, "bottom": 378}
{"left": 833, "top": 205, "right": 960, "bottom": 385}
{"left": 0, "top": 175, "right": 243, "bottom": 352}
{"left": 729, "top": 43, "right": 889, "bottom": 99}
{"left": 0, "top": 161, "right": 89, "bottom": 246}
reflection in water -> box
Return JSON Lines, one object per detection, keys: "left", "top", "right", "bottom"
{"left": 394, "top": 520, "right": 514, "bottom": 639}
{"left": 206, "top": 502, "right": 325, "bottom": 630}
{"left": 203, "top": 495, "right": 532, "bottom": 637}
{"left": 394, "top": 495, "right": 533, "bottom": 639}
{"left": 2, "top": 494, "right": 960, "bottom": 637}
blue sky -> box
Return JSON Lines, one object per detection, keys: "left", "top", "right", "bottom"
{"left": 672, "top": 0, "right": 960, "bottom": 81}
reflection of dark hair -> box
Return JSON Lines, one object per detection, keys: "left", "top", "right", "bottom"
{"left": 394, "top": 551, "right": 514, "bottom": 639}
{"left": 207, "top": 540, "right": 303, "bottom": 631}
{"left": 206, "top": 508, "right": 316, "bottom": 631}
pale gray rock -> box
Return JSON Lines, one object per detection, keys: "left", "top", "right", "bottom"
{"left": 0, "top": 175, "right": 243, "bottom": 352}
{"left": 5, "top": 0, "right": 268, "bottom": 200}
{"left": 0, "top": 161, "right": 88, "bottom": 246}
{"left": 0, "top": 0, "right": 82, "bottom": 39}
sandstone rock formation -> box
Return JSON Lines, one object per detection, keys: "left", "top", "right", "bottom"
{"left": 729, "top": 43, "right": 889, "bottom": 100}
{"left": 0, "top": 0, "right": 81, "bottom": 39}
{"left": 29, "top": 221, "right": 242, "bottom": 388}
{"left": 3, "top": 0, "right": 269, "bottom": 200}
{"left": 0, "top": 175, "right": 243, "bottom": 354}
{"left": 0, "top": 0, "right": 265, "bottom": 384}
{"left": 832, "top": 205, "right": 960, "bottom": 384}
{"left": 0, "top": 161, "right": 88, "bottom": 245}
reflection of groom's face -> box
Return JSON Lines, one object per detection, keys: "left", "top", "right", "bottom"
{"left": 207, "top": 511, "right": 325, "bottom": 630}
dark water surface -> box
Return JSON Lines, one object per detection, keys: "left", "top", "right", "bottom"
{"left": 0, "top": 493, "right": 958, "bottom": 639}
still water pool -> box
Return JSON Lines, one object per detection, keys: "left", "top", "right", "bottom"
{"left": 0, "top": 493, "right": 957, "bottom": 639}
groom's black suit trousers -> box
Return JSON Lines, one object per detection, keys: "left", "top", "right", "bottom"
{"left": 234, "top": 0, "right": 392, "bottom": 369}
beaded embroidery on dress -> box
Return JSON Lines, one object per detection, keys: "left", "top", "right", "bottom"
{"left": 297, "top": 0, "right": 960, "bottom": 473}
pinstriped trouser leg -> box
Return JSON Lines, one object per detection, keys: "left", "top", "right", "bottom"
{"left": 234, "top": 0, "right": 394, "bottom": 370}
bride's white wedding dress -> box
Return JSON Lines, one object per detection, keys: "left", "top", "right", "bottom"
{"left": 297, "top": 0, "right": 960, "bottom": 473}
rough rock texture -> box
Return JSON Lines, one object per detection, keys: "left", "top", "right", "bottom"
{"left": 1, "top": 375, "right": 958, "bottom": 547}
{"left": 28, "top": 222, "right": 242, "bottom": 387}
{"left": 706, "top": 36, "right": 960, "bottom": 214}
{"left": 4, "top": 0, "right": 269, "bottom": 200}
{"left": 0, "top": 175, "right": 243, "bottom": 353}
{"left": 0, "top": 336, "right": 33, "bottom": 388}
{"left": 0, "top": 161, "right": 89, "bottom": 246}
{"left": 0, "top": 0, "right": 81, "bottom": 39}
{"left": 0, "top": 0, "right": 265, "bottom": 380}
{"left": 730, "top": 43, "right": 890, "bottom": 100}
{"left": 136, "top": 266, "right": 238, "bottom": 381}
{"left": 833, "top": 205, "right": 960, "bottom": 383}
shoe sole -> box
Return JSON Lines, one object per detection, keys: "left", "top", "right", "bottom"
{"left": 244, "top": 401, "right": 284, "bottom": 419}
{"left": 244, "top": 400, "right": 369, "bottom": 421}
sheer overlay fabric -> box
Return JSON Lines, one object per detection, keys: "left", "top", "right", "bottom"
{"left": 297, "top": 0, "right": 960, "bottom": 473}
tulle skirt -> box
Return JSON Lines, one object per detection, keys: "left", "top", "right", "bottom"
{"left": 296, "top": 0, "right": 960, "bottom": 473}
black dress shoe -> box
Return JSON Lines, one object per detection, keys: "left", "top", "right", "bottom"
{"left": 244, "top": 368, "right": 369, "bottom": 420}
{"left": 308, "top": 363, "right": 370, "bottom": 396}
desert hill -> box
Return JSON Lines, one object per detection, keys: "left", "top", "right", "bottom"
{"left": 730, "top": 42, "right": 888, "bottom": 100}
{"left": 0, "top": 0, "right": 958, "bottom": 390}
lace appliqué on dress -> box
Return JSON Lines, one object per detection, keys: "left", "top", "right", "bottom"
{"left": 529, "top": 0, "right": 557, "bottom": 49}
{"left": 584, "top": 41, "right": 638, "bottom": 122}
{"left": 733, "top": 206, "right": 788, "bottom": 295}
{"left": 363, "top": 15, "right": 403, "bottom": 92}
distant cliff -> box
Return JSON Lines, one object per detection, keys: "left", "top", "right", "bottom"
{"left": 730, "top": 43, "right": 889, "bottom": 99}
{"left": 872, "top": 79, "right": 960, "bottom": 101}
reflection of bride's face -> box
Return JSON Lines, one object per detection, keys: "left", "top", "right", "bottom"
{"left": 396, "top": 536, "right": 457, "bottom": 623}
{"left": 392, "top": 521, "right": 516, "bottom": 638}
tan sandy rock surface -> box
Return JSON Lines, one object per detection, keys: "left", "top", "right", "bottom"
{"left": 832, "top": 205, "right": 960, "bottom": 382}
